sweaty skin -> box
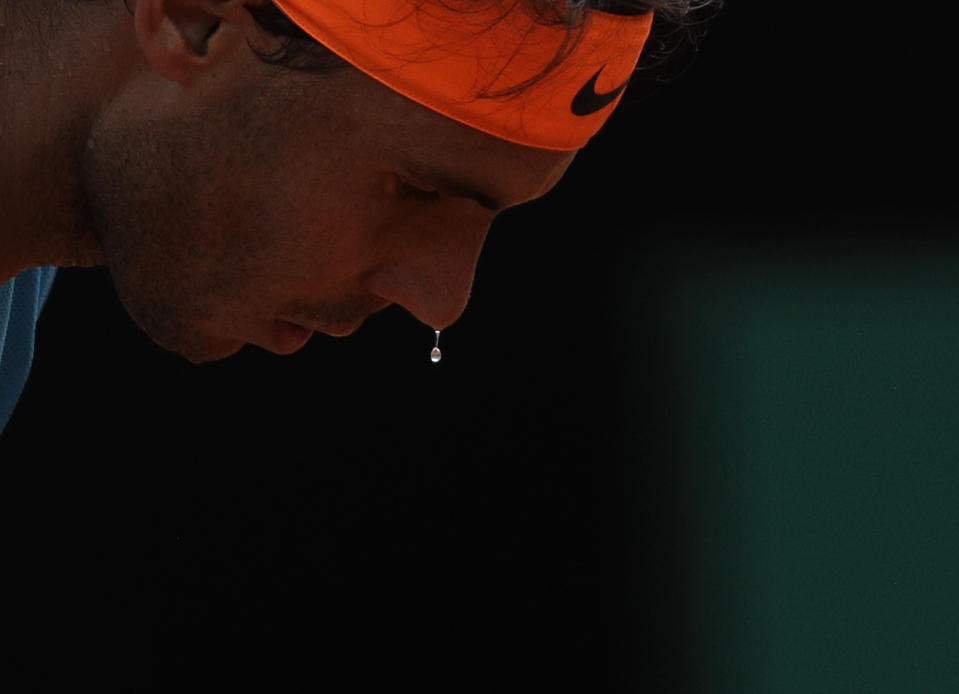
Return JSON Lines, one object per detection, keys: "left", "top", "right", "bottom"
{"left": 1, "top": 0, "right": 574, "bottom": 363}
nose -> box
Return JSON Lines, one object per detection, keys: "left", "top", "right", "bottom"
{"left": 361, "top": 209, "right": 492, "bottom": 330}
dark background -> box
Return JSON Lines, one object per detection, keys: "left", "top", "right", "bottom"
{"left": 2, "top": 2, "right": 957, "bottom": 691}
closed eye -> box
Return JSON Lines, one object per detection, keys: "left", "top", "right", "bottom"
{"left": 398, "top": 179, "right": 441, "bottom": 204}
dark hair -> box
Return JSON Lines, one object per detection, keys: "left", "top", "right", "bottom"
{"left": 245, "top": 1, "right": 722, "bottom": 94}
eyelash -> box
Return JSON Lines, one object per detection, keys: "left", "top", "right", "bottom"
{"left": 399, "top": 179, "right": 441, "bottom": 204}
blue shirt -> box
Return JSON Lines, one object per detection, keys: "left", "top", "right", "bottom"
{"left": 0, "top": 267, "right": 57, "bottom": 434}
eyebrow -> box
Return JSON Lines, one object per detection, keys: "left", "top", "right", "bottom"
{"left": 400, "top": 157, "right": 505, "bottom": 212}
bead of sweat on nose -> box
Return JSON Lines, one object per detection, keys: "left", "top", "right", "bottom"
{"left": 430, "top": 328, "right": 442, "bottom": 363}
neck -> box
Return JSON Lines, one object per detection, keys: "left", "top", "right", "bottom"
{"left": 0, "top": 2, "right": 133, "bottom": 284}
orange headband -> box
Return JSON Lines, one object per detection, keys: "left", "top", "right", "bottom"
{"left": 271, "top": 0, "right": 653, "bottom": 150}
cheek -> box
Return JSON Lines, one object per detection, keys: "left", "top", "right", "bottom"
{"left": 245, "top": 168, "right": 398, "bottom": 283}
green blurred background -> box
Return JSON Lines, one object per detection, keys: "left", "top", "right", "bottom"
{"left": 612, "top": 209, "right": 959, "bottom": 693}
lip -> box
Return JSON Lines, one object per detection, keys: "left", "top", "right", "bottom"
{"left": 320, "top": 320, "right": 367, "bottom": 338}
{"left": 271, "top": 299, "right": 391, "bottom": 346}
{"left": 269, "top": 319, "right": 314, "bottom": 355}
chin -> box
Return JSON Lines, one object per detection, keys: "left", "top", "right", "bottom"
{"left": 193, "top": 341, "right": 246, "bottom": 365}
{"left": 156, "top": 335, "right": 246, "bottom": 365}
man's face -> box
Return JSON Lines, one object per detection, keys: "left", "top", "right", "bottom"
{"left": 82, "top": 35, "right": 575, "bottom": 363}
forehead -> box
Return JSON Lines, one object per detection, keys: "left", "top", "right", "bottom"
{"left": 296, "top": 65, "right": 577, "bottom": 204}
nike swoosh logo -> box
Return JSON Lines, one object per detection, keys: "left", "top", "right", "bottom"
{"left": 570, "top": 66, "right": 628, "bottom": 117}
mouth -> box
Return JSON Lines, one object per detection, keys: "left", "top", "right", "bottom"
{"left": 266, "top": 299, "right": 391, "bottom": 352}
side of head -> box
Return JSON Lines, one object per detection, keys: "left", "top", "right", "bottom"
{"left": 66, "top": 0, "right": 717, "bottom": 362}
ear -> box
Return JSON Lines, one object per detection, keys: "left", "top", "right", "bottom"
{"left": 134, "top": 0, "right": 261, "bottom": 84}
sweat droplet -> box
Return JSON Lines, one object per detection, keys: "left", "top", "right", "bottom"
{"left": 430, "top": 330, "right": 442, "bottom": 363}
